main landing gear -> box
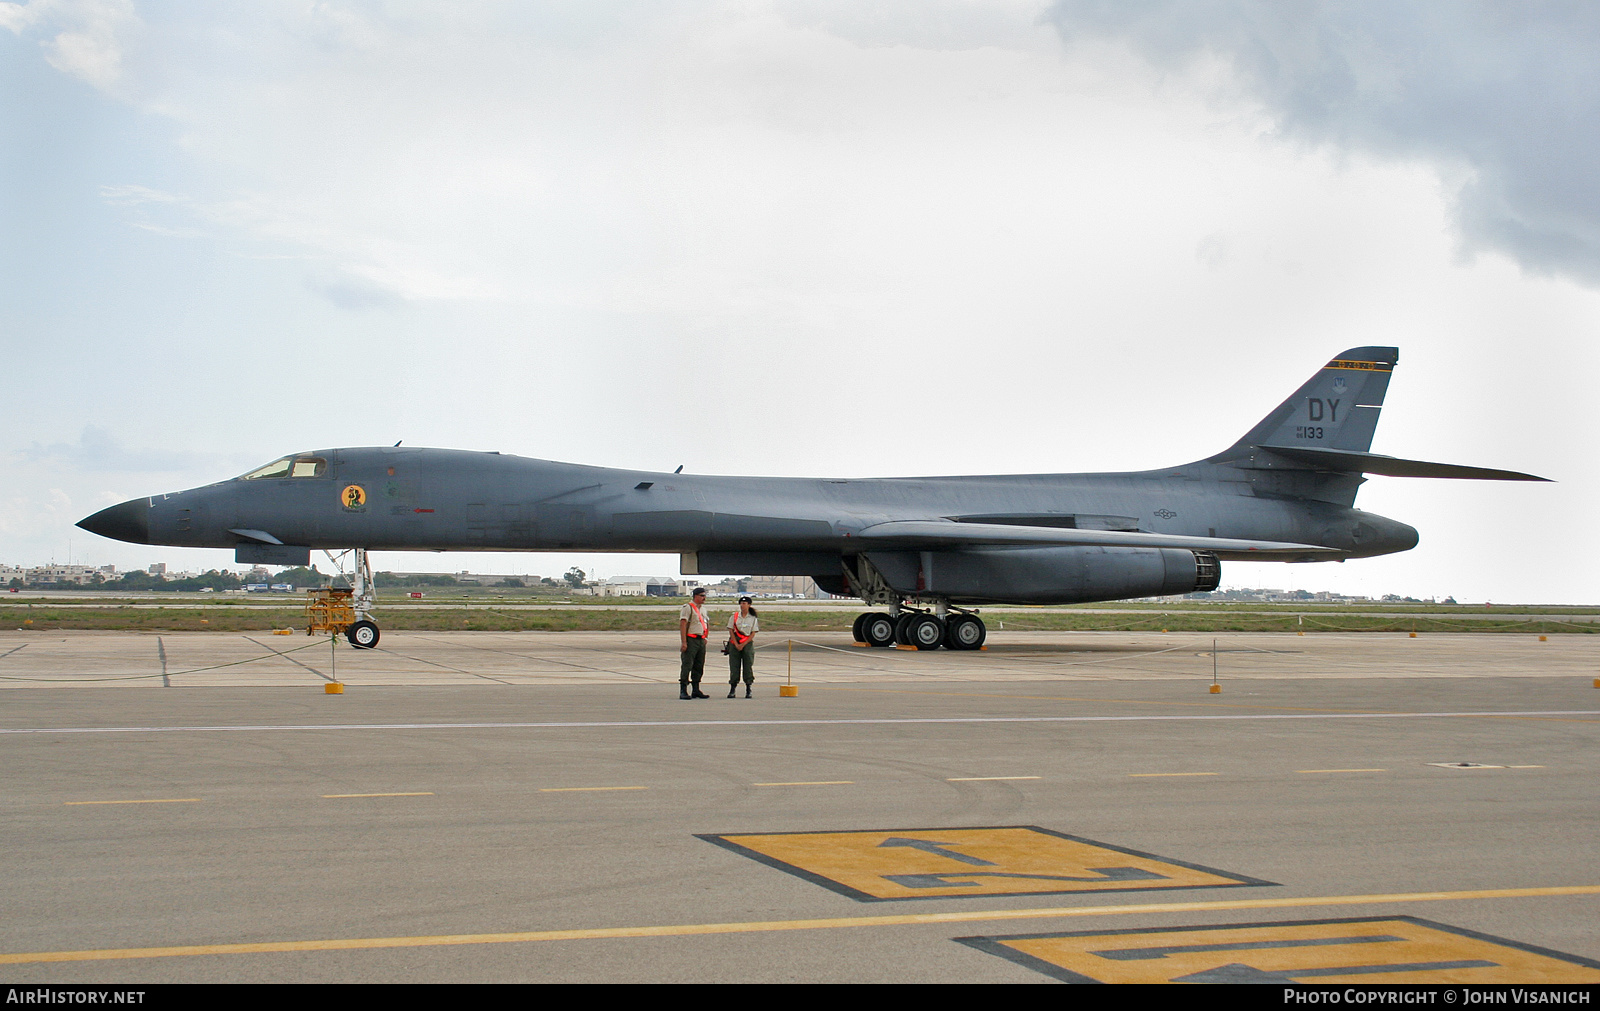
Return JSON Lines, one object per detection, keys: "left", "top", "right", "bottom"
{"left": 852, "top": 607, "right": 987, "bottom": 651}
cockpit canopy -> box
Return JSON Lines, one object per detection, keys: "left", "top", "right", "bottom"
{"left": 240, "top": 455, "right": 327, "bottom": 480}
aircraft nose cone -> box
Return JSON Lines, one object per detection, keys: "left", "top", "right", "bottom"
{"left": 77, "top": 498, "right": 150, "bottom": 544}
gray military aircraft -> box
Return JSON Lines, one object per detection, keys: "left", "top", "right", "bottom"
{"left": 79, "top": 347, "right": 1545, "bottom": 650}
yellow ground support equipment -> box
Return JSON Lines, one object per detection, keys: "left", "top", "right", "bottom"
{"left": 306, "top": 588, "right": 356, "bottom": 637}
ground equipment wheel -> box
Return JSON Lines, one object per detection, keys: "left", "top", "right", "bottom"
{"left": 851, "top": 612, "right": 870, "bottom": 643}
{"left": 861, "top": 612, "right": 897, "bottom": 648}
{"left": 346, "top": 620, "right": 380, "bottom": 649}
{"left": 908, "top": 613, "right": 946, "bottom": 650}
{"left": 944, "top": 614, "right": 986, "bottom": 650}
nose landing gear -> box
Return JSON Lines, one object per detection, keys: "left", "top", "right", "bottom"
{"left": 346, "top": 619, "right": 380, "bottom": 649}
{"left": 308, "top": 547, "right": 382, "bottom": 649}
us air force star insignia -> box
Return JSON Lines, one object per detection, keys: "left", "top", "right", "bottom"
{"left": 341, "top": 485, "right": 367, "bottom": 510}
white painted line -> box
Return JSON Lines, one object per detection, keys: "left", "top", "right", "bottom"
{"left": 946, "top": 776, "right": 1041, "bottom": 781}
{"left": 1297, "top": 768, "right": 1387, "bottom": 774}
{"left": 63, "top": 798, "right": 201, "bottom": 806}
{"left": 753, "top": 781, "right": 854, "bottom": 786}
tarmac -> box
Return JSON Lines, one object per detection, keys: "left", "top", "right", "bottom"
{"left": 1, "top": 628, "right": 1597, "bottom": 687}
{"left": 1, "top": 630, "right": 1597, "bottom": 983}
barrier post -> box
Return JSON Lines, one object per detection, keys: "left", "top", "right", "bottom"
{"left": 325, "top": 632, "right": 344, "bottom": 694}
{"left": 779, "top": 638, "right": 798, "bottom": 696}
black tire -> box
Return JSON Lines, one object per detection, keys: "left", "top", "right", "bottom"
{"left": 893, "top": 613, "right": 916, "bottom": 645}
{"left": 346, "top": 620, "right": 380, "bottom": 649}
{"left": 944, "top": 615, "right": 986, "bottom": 651}
{"left": 851, "top": 612, "right": 870, "bottom": 643}
{"left": 908, "top": 613, "right": 945, "bottom": 650}
{"left": 861, "top": 612, "right": 897, "bottom": 648}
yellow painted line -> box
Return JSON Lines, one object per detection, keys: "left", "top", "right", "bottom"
{"left": 753, "top": 781, "right": 854, "bottom": 786}
{"left": 1297, "top": 768, "right": 1387, "bottom": 774}
{"left": 1128, "top": 772, "right": 1217, "bottom": 778}
{"left": 62, "top": 798, "right": 201, "bottom": 806}
{"left": 947, "top": 776, "right": 1041, "bottom": 782}
{"left": 537, "top": 786, "right": 647, "bottom": 793}
{"left": 321, "top": 792, "right": 434, "bottom": 799}
{"left": 2, "top": 886, "right": 1595, "bottom": 966}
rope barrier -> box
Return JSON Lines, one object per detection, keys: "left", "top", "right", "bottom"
{"left": 782, "top": 636, "right": 1215, "bottom": 670}
{"left": 0, "top": 636, "right": 333, "bottom": 682}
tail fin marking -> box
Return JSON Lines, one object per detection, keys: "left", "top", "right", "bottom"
{"left": 1224, "top": 346, "right": 1398, "bottom": 456}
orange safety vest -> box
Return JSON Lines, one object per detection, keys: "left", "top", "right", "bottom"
{"left": 728, "top": 614, "right": 752, "bottom": 648}
{"left": 688, "top": 601, "right": 710, "bottom": 637}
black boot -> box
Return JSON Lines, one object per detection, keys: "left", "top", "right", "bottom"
{"left": 727, "top": 685, "right": 737, "bottom": 698}
{"left": 679, "top": 686, "right": 691, "bottom": 700}
{"left": 691, "top": 685, "right": 710, "bottom": 699}
{"left": 745, "top": 685, "right": 752, "bottom": 698}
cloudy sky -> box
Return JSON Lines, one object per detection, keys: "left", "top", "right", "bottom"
{"left": 3, "top": 1, "right": 1595, "bottom": 602}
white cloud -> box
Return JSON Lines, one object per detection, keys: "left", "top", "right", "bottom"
{"left": 15, "top": 425, "right": 235, "bottom": 474}
{"left": 1, "top": 0, "right": 137, "bottom": 91}
{"left": 1048, "top": 0, "right": 1600, "bottom": 287}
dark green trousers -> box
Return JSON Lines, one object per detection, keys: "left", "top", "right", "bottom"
{"left": 679, "top": 636, "right": 707, "bottom": 687}
{"left": 727, "top": 642, "right": 755, "bottom": 685}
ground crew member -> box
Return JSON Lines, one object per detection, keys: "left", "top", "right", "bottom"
{"left": 679, "top": 586, "right": 712, "bottom": 699}
{"left": 725, "top": 596, "right": 759, "bottom": 698}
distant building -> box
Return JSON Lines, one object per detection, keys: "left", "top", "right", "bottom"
{"left": 600, "top": 576, "right": 679, "bottom": 597}
{"left": 149, "top": 563, "right": 166, "bottom": 574}
{"left": 745, "top": 575, "right": 821, "bottom": 597}
{"left": 25, "top": 564, "right": 115, "bottom": 586}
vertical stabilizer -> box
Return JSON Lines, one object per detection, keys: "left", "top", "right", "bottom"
{"left": 1217, "top": 347, "right": 1398, "bottom": 458}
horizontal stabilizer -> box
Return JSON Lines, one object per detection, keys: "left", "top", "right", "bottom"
{"left": 1259, "top": 447, "right": 1550, "bottom": 482}
{"left": 857, "top": 520, "right": 1340, "bottom": 559}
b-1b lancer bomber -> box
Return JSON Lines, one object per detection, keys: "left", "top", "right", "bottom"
{"left": 79, "top": 347, "right": 1546, "bottom": 651}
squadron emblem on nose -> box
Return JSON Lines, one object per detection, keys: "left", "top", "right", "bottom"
{"left": 341, "top": 485, "right": 367, "bottom": 510}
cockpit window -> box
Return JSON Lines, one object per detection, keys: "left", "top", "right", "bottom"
{"left": 242, "top": 458, "right": 292, "bottom": 480}
{"left": 241, "top": 456, "right": 326, "bottom": 480}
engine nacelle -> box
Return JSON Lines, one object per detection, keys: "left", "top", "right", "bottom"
{"left": 836, "top": 547, "right": 1220, "bottom": 605}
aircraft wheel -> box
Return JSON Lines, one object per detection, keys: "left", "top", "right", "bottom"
{"left": 944, "top": 615, "right": 986, "bottom": 651}
{"left": 893, "top": 613, "right": 916, "bottom": 645}
{"left": 346, "top": 620, "right": 380, "bottom": 649}
{"left": 861, "top": 613, "right": 897, "bottom": 648}
{"left": 851, "top": 612, "right": 870, "bottom": 643}
{"left": 908, "top": 614, "right": 945, "bottom": 650}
